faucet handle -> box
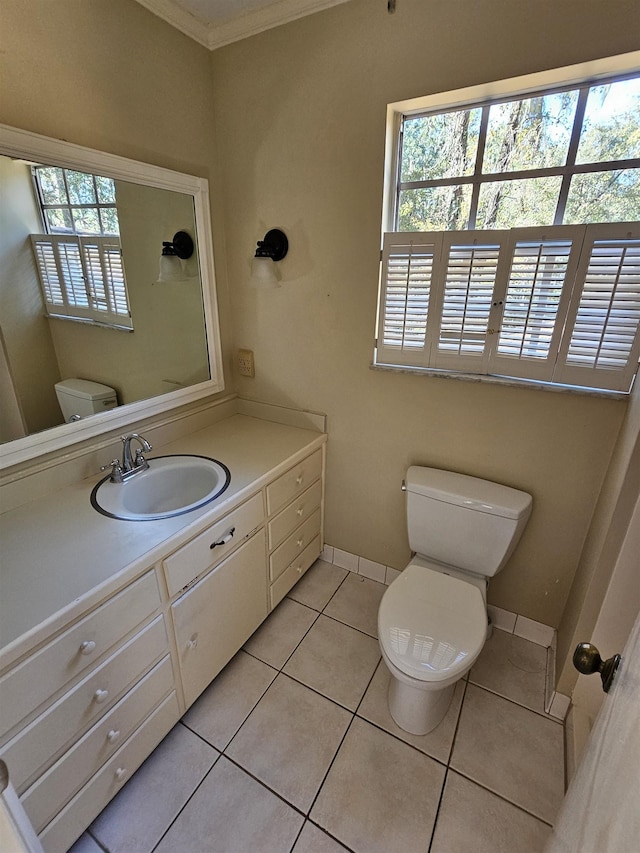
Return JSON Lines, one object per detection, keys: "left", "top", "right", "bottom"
{"left": 101, "top": 459, "right": 124, "bottom": 483}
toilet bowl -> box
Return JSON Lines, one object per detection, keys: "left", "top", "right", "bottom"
{"left": 378, "top": 558, "right": 488, "bottom": 734}
{"left": 378, "top": 467, "right": 532, "bottom": 735}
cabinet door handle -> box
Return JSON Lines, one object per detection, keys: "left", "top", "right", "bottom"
{"left": 79, "top": 640, "right": 96, "bottom": 656}
{"left": 107, "top": 729, "right": 121, "bottom": 744}
{"left": 187, "top": 634, "right": 199, "bottom": 650}
{"left": 94, "top": 688, "right": 109, "bottom": 703}
{"left": 115, "top": 767, "right": 128, "bottom": 783}
{"left": 210, "top": 527, "right": 236, "bottom": 549}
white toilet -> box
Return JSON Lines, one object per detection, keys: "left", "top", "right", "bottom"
{"left": 378, "top": 466, "right": 532, "bottom": 735}
{"left": 55, "top": 379, "right": 118, "bottom": 423}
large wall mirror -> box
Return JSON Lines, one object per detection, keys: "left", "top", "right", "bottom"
{"left": 0, "top": 124, "right": 224, "bottom": 470}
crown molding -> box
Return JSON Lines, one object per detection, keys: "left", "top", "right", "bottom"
{"left": 135, "top": 0, "right": 351, "bottom": 50}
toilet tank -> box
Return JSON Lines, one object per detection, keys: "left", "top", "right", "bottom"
{"left": 405, "top": 466, "right": 532, "bottom": 577}
{"left": 55, "top": 379, "right": 118, "bottom": 422}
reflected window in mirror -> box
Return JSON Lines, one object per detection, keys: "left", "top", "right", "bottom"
{"left": 30, "top": 166, "right": 133, "bottom": 331}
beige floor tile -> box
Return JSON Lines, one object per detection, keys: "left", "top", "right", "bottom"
{"left": 469, "top": 628, "right": 548, "bottom": 713}
{"left": 311, "top": 717, "right": 445, "bottom": 853}
{"left": 90, "top": 724, "right": 218, "bottom": 853}
{"left": 284, "top": 614, "right": 380, "bottom": 710}
{"left": 182, "top": 649, "right": 277, "bottom": 749}
{"left": 357, "top": 660, "right": 465, "bottom": 763}
{"left": 155, "top": 756, "right": 304, "bottom": 853}
{"left": 431, "top": 770, "right": 552, "bottom": 853}
{"left": 243, "top": 597, "right": 318, "bottom": 668}
{"left": 288, "top": 559, "right": 349, "bottom": 611}
{"left": 323, "top": 572, "right": 385, "bottom": 638}
{"left": 226, "top": 673, "right": 351, "bottom": 812}
{"left": 292, "top": 821, "right": 350, "bottom": 852}
{"left": 450, "top": 684, "right": 564, "bottom": 823}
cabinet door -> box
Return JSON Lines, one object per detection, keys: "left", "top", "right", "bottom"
{"left": 172, "top": 530, "right": 267, "bottom": 709}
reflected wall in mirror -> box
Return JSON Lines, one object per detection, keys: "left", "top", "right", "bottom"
{"left": 0, "top": 124, "right": 224, "bottom": 469}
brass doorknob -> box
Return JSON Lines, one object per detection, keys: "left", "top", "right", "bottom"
{"left": 573, "top": 643, "right": 621, "bottom": 693}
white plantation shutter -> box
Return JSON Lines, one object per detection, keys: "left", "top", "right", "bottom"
{"left": 432, "top": 233, "right": 506, "bottom": 371}
{"left": 376, "top": 232, "right": 443, "bottom": 366}
{"left": 376, "top": 223, "right": 640, "bottom": 392}
{"left": 31, "top": 235, "right": 133, "bottom": 330}
{"left": 555, "top": 224, "right": 640, "bottom": 391}
{"left": 488, "top": 226, "right": 585, "bottom": 381}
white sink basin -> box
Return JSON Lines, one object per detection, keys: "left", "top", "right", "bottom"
{"left": 91, "top": 455, "right": 231, "bottom": 521}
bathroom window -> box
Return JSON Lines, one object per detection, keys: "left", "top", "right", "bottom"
{"left": 30, "top": 166, "right": 133, "bottom": 330}
{"left": 377, "top": 62, "right": 640, "bottom": 393}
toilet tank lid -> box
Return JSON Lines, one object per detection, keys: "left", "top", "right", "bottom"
{"left": 55, "top": 379, "right": 116, "bottom": 400}
{"left": 406, "top": 466, "right": 532, "bottom": 520}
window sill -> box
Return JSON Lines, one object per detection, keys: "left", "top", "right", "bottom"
{"left": 370, "top": 362, "right": 630, "bottom": 401}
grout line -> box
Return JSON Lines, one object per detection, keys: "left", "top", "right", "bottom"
{"left": 427, "top": 766, "right": 450, "bottom": 853}
{"left": 304, "top": 714, "right": 357, "bottom": 819}
{"left": 466, "top": 679, "right": 564, "bottom": 724}
{"left": 86, "top": 829, "right": 109, "bottom": 852}
{"left": 149, "top": 753, "right": 222, "bottom": 852}
{"left": 304, "top": 818, "right": 358, "bottom": 853}
{"left": 446, "top": 766, "right": 555, "bottom": 828}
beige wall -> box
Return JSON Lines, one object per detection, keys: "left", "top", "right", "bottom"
{"left": 210, "top": 0, "right": 638, "bottom": 626}
{"left": 0, "top": 157, "right": 61, "bottom": 434}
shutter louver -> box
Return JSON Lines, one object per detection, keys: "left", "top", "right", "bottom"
{"left": 555, "top": 225, "right": 640, "bottom": 391}
{"left": 376, "top": 232, "right": 442, "bottom": 366}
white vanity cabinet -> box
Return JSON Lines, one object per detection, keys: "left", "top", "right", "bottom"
{"left": 0, "top": 418, "right": 326, "bottom": 852}
{"left": 0, "top": 571, "right": 177, "bottom": 853}
{"left": 267, "top": 449, "right": 323, "bottom": 608}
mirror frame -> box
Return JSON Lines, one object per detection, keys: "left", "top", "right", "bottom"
{"left": 0, "top": 123, "right": 225, "bottom": 470}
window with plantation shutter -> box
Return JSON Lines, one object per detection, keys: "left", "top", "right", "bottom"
{"left": 30, "top": 235, "right": 133, "bottom": 330}
{"left": 375, "top": 222, "right": 640, "bottom": 393}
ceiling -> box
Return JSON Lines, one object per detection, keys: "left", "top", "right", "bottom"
{"left": 134, "top": 0, "right": 353, "bottom": 50}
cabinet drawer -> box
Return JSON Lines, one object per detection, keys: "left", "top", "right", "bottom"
{"left": 0, "top": 570, "right": 160, "bottom": 740}
{"left": 163, "top": 493, "right": 263, "bottom": 597}
{"left": 268, "top": 479, "right": 322, "bottom": 550}
{"left": 269, "top": 509, "right": 321, "bottom": 583}
{"left": 266, "top": 450, "right": 322, "bottom": 516}
{"left": 270, "top": 536, "right": 321, "bottom": 609}
{"left": 2, "top": 615, "right": 168, "bottom": 793}
{"left": 22, "top": 655, "right": 174, "bottom": 833}
{"left": 172, "top": 530, "right": 267, "bottom": 709}
{"left": 38, "top": 692, "right": 179, "bottom": 853}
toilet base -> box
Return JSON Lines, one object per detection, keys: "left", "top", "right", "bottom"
{"left": 387, "top": 677, "right": 455, "bottom": 735}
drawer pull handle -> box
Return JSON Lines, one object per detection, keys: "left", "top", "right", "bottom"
{"left": 296, "top": 474, "right": 304, "bottom": 486}
{"left": 210, "top": 527, "right": 236, "bottom": 549}
{"left": 188, "top": 634, "right": 199, "bottom": 650}
{"left": 79, "top": 640, "right": 96, "bottom": 656}
{"left": 107, "top": 729, "right": 121, "bottom": 744}
{"left": 296, "top": 507, "right": 304, "bottom": 517}
{"left": 296, "top": 538, "right": 304, "bottom": 548}
{"left": 94, "top": 688, "right": 109, "bottom": 704}
{"left": 115, "top": 767, "right": 128, "bottom": 783}
{"left": 296, "top": 565, "right": 303, "bottom": 574}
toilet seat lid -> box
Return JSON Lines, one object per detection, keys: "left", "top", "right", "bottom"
{"left": 378, "top": 564, "right": 487, "bottom": 683}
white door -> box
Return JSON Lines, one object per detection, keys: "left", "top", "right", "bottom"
{"left": 545, "top": 496, "right": 640, "bottom": 852}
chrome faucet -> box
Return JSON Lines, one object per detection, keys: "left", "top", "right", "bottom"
{"left": 121, "top": 433, "right": 152, "bottom": 473}
{"left": 101, "top": 433, "right": 153, "bottom": 483}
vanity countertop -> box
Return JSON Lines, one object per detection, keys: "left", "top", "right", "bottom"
{"left": 0, "top": 415, "right": 325, "bottom": 665}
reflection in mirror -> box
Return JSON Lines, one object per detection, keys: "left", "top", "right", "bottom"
{"left": 0, "top": 124, "right": 223, "bottom": 467}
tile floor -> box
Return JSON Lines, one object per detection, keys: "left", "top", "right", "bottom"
{"left": 72, "top": 559, "right": 565, "bottom": 853}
